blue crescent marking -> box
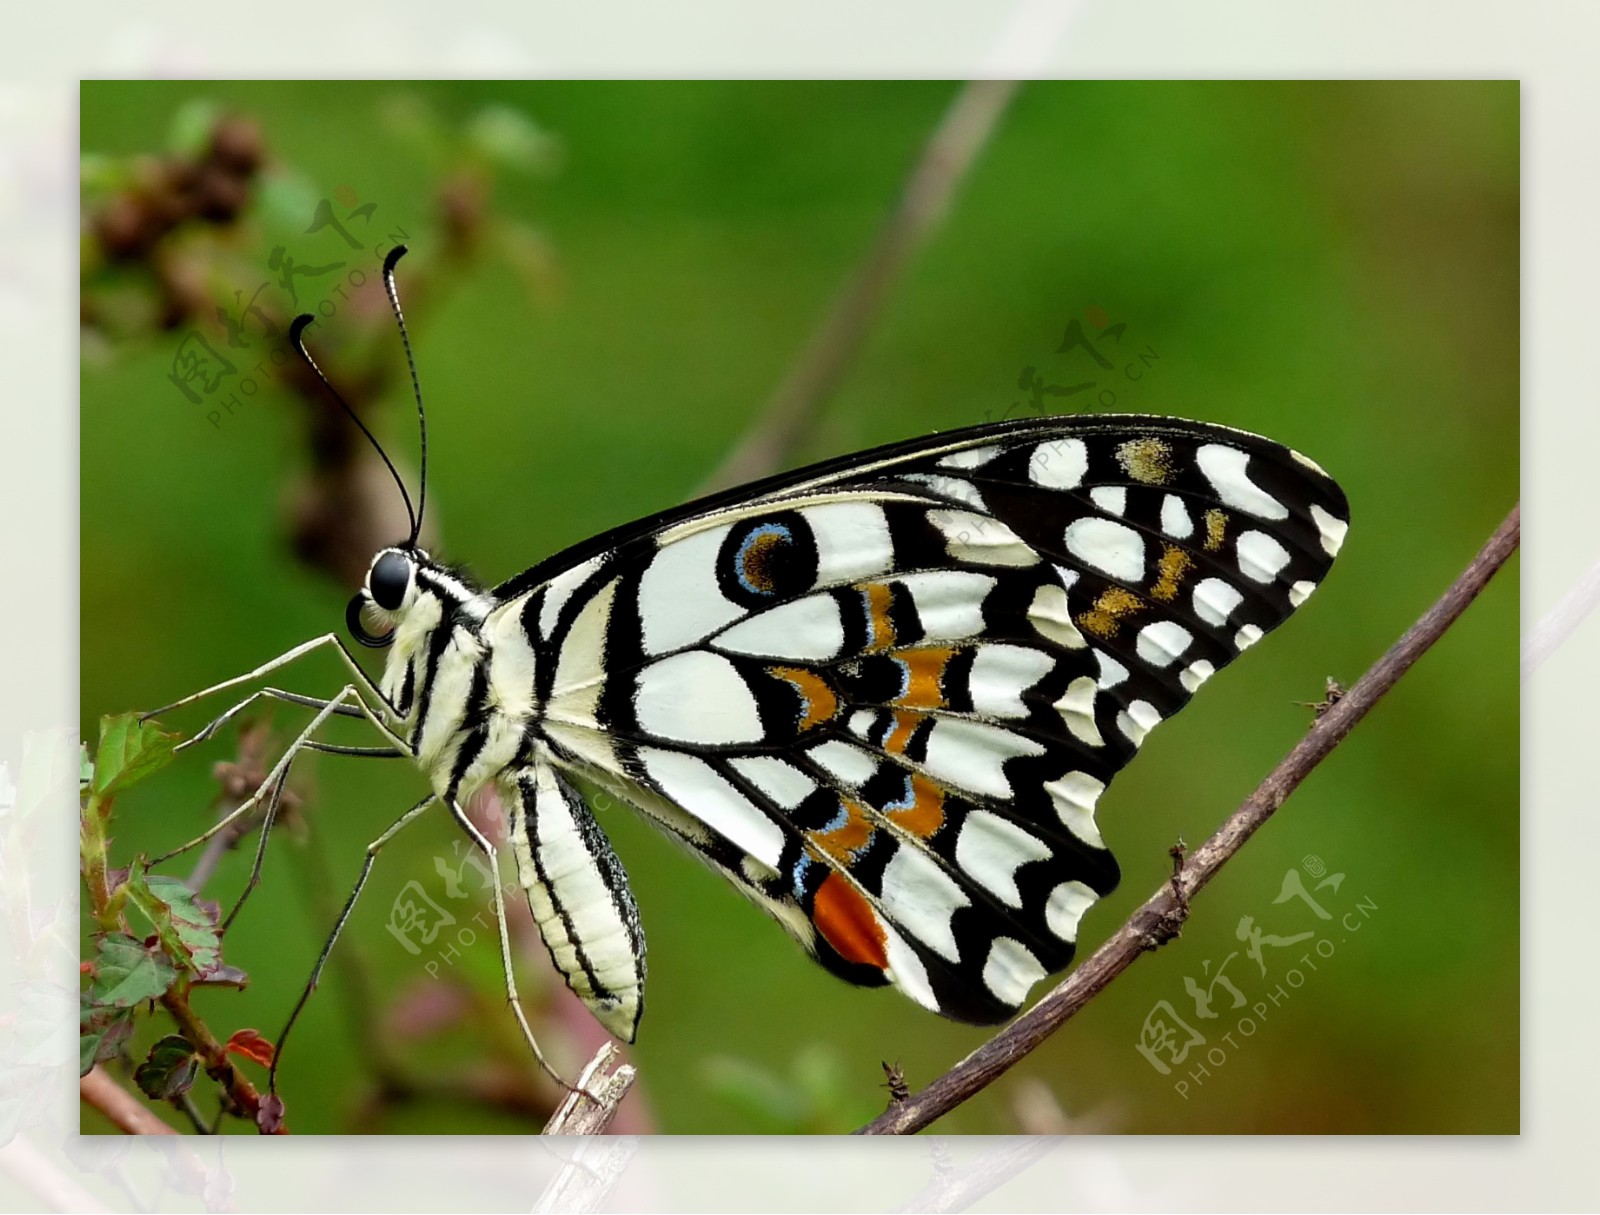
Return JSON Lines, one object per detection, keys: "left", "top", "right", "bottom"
{"left": 734, "top": 522, "right": 792, "bottom": 597}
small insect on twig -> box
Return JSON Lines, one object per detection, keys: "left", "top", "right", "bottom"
{"left": 881, "top": 1060, "right": 910, "bottom": 1107}
{"left": 1294, "top": 677, "right": 1347, "bottom": 726}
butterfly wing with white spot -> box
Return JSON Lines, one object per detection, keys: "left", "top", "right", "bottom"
{"left": 485, "top": 415, "right": 1348, "bottom": 1023}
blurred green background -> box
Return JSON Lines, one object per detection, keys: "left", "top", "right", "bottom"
{"left": 79, "top": 80, "right": 1518, "bottom": 1135}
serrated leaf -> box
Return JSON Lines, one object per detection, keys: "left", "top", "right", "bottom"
{"left": 92, "top": 714, "right": 178, "bottom": 798}
{"left": 124, "top": 871, "right": 222, "bottom": 976}
{"left": 223, "top": 1028, "right": 275, "bottom": 1068}
{"left": 193, "top": 963, "right": 250, "bottom": 989}
{"left": 87, "top": 933, "right": 177, "bottom": 1007}
{"left": 79, "top": 1004, "right": 135, "bottom": 1076}
{"left": 134, "top": 1035, "right": 199, "bottom": 1101}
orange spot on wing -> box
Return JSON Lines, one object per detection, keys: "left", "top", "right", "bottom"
{"left": 860, "top": 582, "right": 897, "bottom": 652}
{"left": 811, "top": 800, "right": 876, "bottom": 863}
{"left": 770, "top": 665, "right": 840, "bottom": 731}
{"left": 1077, "top": 587, "right": 1144, "bottom": 640}
{"left": 882, "top": 710, "right": 924, "bottom": 755}
{"left": 812, "top": 870, "right": 889, "bottom": 969}
{"left": 892, "top": 648, "right": 954, "bottom": 709}
{"left": 1150, "top": 544, "right": 1194, "bottom": 603}
{"left": 885, "top": 774, "right": 946, "bottom": 839}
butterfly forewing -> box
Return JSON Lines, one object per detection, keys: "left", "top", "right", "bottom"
{"left": 489, "top": 415, "right": 1347, "bottom": 1026}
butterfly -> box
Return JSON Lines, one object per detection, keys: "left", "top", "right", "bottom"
{"left": 151, "top": 247, "right": 1349, "bottom": 1078}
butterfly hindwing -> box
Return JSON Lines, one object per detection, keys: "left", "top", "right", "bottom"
{"left": 488, "top": 415, "right": 1348, "bottom": 1023}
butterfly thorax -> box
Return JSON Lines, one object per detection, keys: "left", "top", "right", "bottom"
{"left": 367, "top": 553, "right": 528, "bottom": 804}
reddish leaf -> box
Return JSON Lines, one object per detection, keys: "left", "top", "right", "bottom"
{"left": 224, "top": 1028, "right": 276, "bottom": 1068}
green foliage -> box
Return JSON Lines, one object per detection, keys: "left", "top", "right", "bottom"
{"left": 79, "top": 80, "right": 1519, "bottom": 1135}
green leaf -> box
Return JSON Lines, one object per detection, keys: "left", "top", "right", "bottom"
{"left": 79, "top": 1004, "right": 135, "bottom": 1076}
{"left": 87, "top": 933, "right": 178, "bottom": 1008}
{"left": 464, "top": 105, "right": 561, "bottom": 175}
{"left": 134, "top": 1035, "right": 200, "bottom": 1101}
{"left": 123, "top": 871, "right": 223, "bottom": 977}
{"left": 166, "top": 98, "right": 219, "bottom": 158}
{"left": 92, "top": 713, "right": 178, "bottom": 798}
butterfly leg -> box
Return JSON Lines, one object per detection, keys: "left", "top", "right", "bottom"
{"left": 176, "top": 687, "right": 366, "bottom": 754}
{"left": 269, "top": 792, "right": 439, "bottom": 1098}
{"left": 445, "top": 797, "right": 586, "bottom": 1101}
{"left": 151, "top": 683, "right": 397, "bottom": 865}
{"left": 142, "top": 633, "right": 402, "bottom": 723}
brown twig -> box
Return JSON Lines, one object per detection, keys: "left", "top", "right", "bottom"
{"left": 858, "top": 503, "right": 1520, "bottom": 1135}
{"left": 698, "top": 80, "right": 1021, "bottom": 495}
{"left": 541, "top": 1042, "right": 637, "bottom": 1136}
{"left": 80, "top": 1066, "right": 178, "bottom": 1136}
{"left": 159, "top": 987, "right": 274, "bottom": 1130}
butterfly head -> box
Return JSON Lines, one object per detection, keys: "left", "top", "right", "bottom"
{"left": 345, "top": 544, "right": 483, "bottom": 649}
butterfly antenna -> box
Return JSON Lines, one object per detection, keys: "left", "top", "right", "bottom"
{"left": 288, "top": 313, "right": 417, "bottom": 545}
{"left": 381, "top": 244, "right": 428, "bottom": 548}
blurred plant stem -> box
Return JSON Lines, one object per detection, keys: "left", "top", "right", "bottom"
{"left": 699, "top": 79, "right": 1021, "bottom": 495}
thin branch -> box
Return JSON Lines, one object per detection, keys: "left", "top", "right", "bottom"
{"left": 1523, "top": 551, "right": 1600, "bottom": 678}
{"left": 80, "top": 1066, "right": 178, "bottom": 1136}
{"left": 541, "top": 1042, "right": 637, "bottom": 1136}
{"left": 859, "top": 503, "right": 1520, "bottom": 1135}
{"left": 698, "top": 80, "right": 1021, "bottom": 495}
{"left": 159, "top": 987, "right": 272, "bottom": 1129}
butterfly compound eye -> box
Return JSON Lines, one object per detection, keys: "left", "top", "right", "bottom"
{"left": 369, "top": 550, "right": 413, "bottom": 611}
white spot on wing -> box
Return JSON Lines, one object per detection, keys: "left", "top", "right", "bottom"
{"left": 1028, "top": 582, "right": 1087, "bottom": 649}
{"left": 1289, "top": 579, "right": 1317, "bottom": 607}
{"left": 955, "top": 811, "right": 1051, "bottom": 908}
{"left": 1029, "top": 438, "right": 1088, "bottom": 490}
{"left": 938, "top": 443, "right": 1001, "bottom": 470}
{"left": 1135, "top": 620, "right": 1194, "bottom": 668}
{"left": 920, "top": 718, "right": 1046, "bottom": 799}
{"left": 1063, "top": 517, "right": 1145, "bottom": 582}
{"left": 1311, "top": 503, "right": 1348, "bottom": 556}
{"left": 638, "top": 526, "right": 741, "bottom": 655}
{"left": 1196, "top": 444, "right": 1289, "bottom": 521}
{"left": 982, "top": 937, "right": 1046, "bottom": 1007}
{"left": 901, "top": 472, "right": 987, "bottom": 510}
{"left": 729, "top": 756, "right": 817, "bottom": 809}
{"left": 807, "top": 501, "right": 895, "bottom": 585}
{"left": 1193, "top": 578, "right": 1243, "bottom": 628}
{"left": 809, "top": 739, "right": 880, "bottom": 787}
{"left": 1160, "top": 494, "right": 1194, "bottom": 539}
{"left": 883, "top": 923, "right": 939, "bottom": 1010}
{"left": 714, "top": 594, "right": 845, "bottom": 660}
{"left": 1179, "top": 659, "right": 1215, "bottom": 693}
{"left": 1236, "top": 530, "right": 1291, "bottom": 584}
{"left": 1094, "top": 651, "right": 1129, "bottom": 689}
{"left": 897, "top": 571, "right": 997, "bottom": 641}
{"left": 635, "top": 651, "right": 764, "bottom": 745}
{"left": 1089, "top": 486, "right": 1127, "bottom": 516}
{"left": 1236, "top": 624, "right": 1264, "bottom": 651}
{"left": 1044, "top": 770, "right": 1106, "bottom": 848}
{"left": 927, "top": 509, "right": 1041, "bottom": 567}
{"left": 880, "top": 846, "right": 969, "bottom": 963}
{"left": 637, "top": 748, "right": 785, "bottom": 868}
{"left": 1055, "top": 676, "right": 1104, "bottom": 747}
{"left": 1116, "top": 699, "right": 1162, "bottom": 746}
{"left": 967, "top": 645, "right": 1055, "bottom": 717}
{"left": 1045, "top": 881, "right": 1099, "bottom": 942}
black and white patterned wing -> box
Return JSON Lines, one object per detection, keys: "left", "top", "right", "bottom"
{"left": 490, "top": 415, "right": 1349, "bottom": 1024}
